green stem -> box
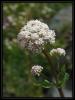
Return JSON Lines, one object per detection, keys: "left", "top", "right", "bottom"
{"left": 42, "top": 49, "right": 64, "bottom": 97}
{"left": 42, "top": 49, "right": 57, "bottom": 79}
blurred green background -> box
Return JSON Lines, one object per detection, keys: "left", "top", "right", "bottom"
{"left": 3, "top": 2, "right": 72, "bottom": 97}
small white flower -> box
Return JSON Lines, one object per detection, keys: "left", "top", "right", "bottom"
{"left": 31, "top": 33, "right": 39, "bottom": 39}
{"left": 50, "top": 48, "right": 66, "bottom": 56}
{"left": 31, "top": 65, "right": 43, "bottom": 76}
{"left": 17, "top": 20, "right": 56, "bottom": 53}
{"left": 57, "top": 48, "right": 66, "bottom": 56}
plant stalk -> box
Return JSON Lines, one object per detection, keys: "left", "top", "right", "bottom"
{"left": 42, "top": 49, "right": 64, "bottom": 97}
{"left": 58, "top": 88, "right": 64, "bottom": 97}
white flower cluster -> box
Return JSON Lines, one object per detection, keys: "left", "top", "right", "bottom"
{"left": 50, "top": 48, "right": 66, "bottom": 56}
{"left": 17, "top": 20, "right": 56, "bottom": 53}
{"left": 31, "top": 65, "right": 43, "bottom": 76}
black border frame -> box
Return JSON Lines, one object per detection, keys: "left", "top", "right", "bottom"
{"left": 1, "top": 0, "right": 74, "bottom": 99}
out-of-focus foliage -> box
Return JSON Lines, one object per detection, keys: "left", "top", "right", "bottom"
{"left": 3, "top": 3, "right": 72, "bottom": 97}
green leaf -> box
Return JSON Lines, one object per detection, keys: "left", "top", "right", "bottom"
{"left": 41, "top": 80, "right": 54, "bottom": 88}
{"left": 58, "top": 65, "right": 66, "bottom": 80}
{"left": 33, "top": 78, "right": 55, "bottom": 88}
{"left": 57, "top": 73, "right": 69, "bottom": 88}
{"left": 57, "top": 64, "right": 69, "bottom": 88}
{"left": 61, "top": 73, "right": 69, "bottom": 87}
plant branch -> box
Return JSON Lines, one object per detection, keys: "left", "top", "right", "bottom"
{"left": 58, "top": 88, "right": 64, "bottom": 97}
{"left": 42, "top": 49, "right": 64, "bottom": 97}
